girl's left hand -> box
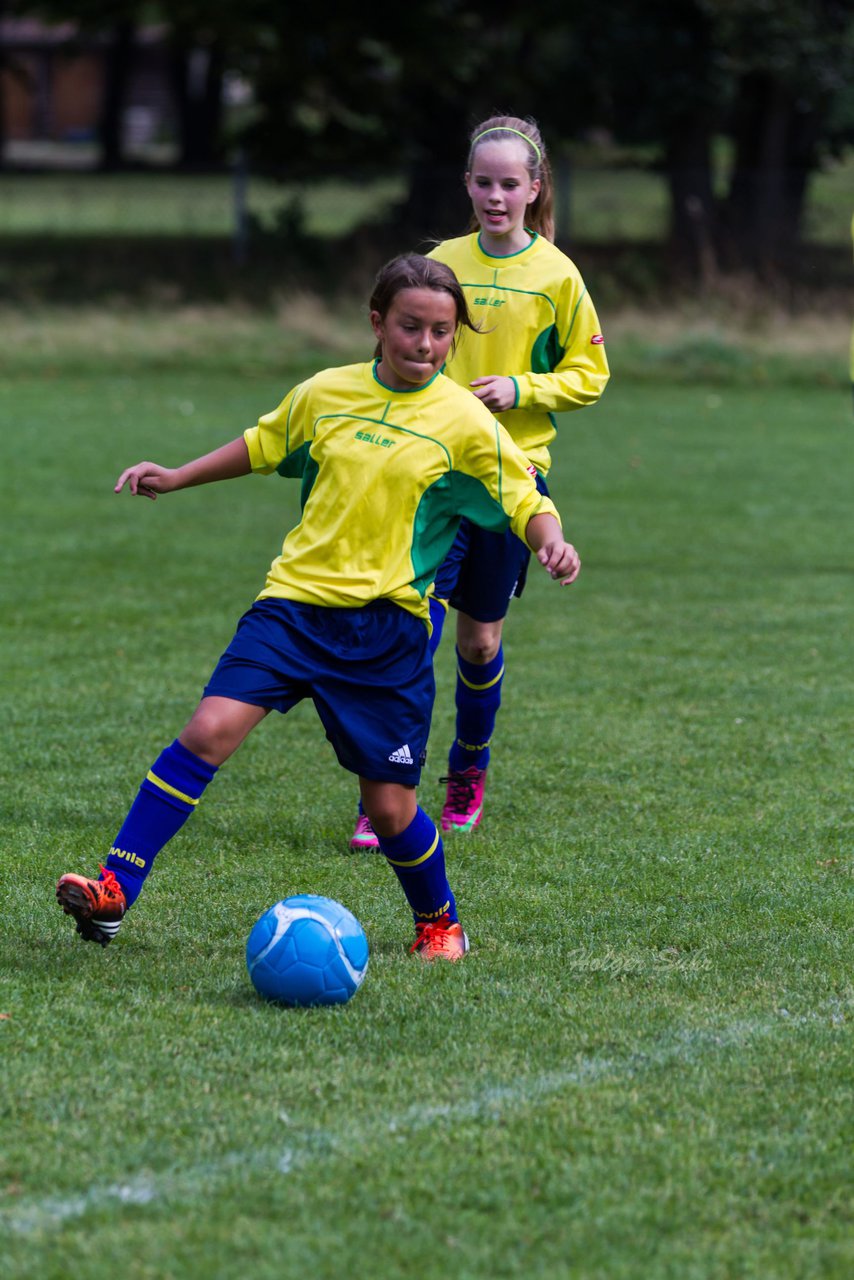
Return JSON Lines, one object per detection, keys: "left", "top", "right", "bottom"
{"left": 115, "top": 461, "right": 176, "bottom": 499}
{"left": 537, "top": 541, "right": 581, "bottom": 585}
{"left": 470, "top": 375, "right": 517, "bottom": 412}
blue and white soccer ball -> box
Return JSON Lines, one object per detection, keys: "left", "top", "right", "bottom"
{"left": 246, "top": 895, "right": 369, "bottom": 1007}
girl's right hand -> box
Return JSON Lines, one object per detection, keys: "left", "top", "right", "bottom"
{"left": 114, "top": 462, "right": 176, "bottom": 500}
{"left": 470, "top": 375, "right": 517, "bottom": 412}
{"left": 537, "top": 539, "right": 581, "bottom": 585}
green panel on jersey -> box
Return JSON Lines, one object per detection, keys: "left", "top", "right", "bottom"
{"left": 532, "top": 323, "right": 565, "bottom": 374}
{"left": 276, "top": 441, "right": 319, "bottom": 510}
{"left": 410, "top": 472, "right": 510, "bottom": 597}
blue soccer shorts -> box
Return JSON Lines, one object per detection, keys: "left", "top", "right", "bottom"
{"left": 432, "top": 472, "right": 551, "bottom": 623}
{"left": 203, "top": 597, "right": 434, "bottom": 784}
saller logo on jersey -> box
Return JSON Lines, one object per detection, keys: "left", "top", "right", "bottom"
{"left": 355, "top": 430, "right": 395, "bottom": 449}
{"left": 591, "top": 334, "right": 605, "bottom": 345}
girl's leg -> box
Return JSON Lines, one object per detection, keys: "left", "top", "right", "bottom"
{"left": 442, "top": 612, "right": 506, "bottom": 832}
{"left": 179, "top": 696, "right": 269, "bottom": 764}
{"left": 349, "top": 596, "right": 448, "bottom": 854}
{"left": 359, "top": 778, "right": 418, "bottom": 837}
{"left": 361, "top": 778, "right": 467, "bottom": 960}
{"left": 57, "top": 698, "right": 268, "bottom": 944}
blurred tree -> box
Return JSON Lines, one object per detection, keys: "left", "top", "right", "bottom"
{"left": 232, "top": 1, "right": 593, "bottom": 240}
{"left": 574, "top": 1, "right": 725, "bottom": 276}
{"left": 5, "top": 2, "right": 852, "bottom": 273}
{"left": 233, "top": 0, "right": 853, "bottom": 273}
{"left": 718, "top": 0, "right": 854, "bottom": 273}
{"left": 233, "top": 2, "right": 489, "bottom": 238}
{"left": 98, "top": 13, "right": 134, "bottom": 170}
{"left": 164, "top": 2, "right": 248, "bottom": 168}
{"left": 574, "top": 0, "right": 854, "bottom": 278}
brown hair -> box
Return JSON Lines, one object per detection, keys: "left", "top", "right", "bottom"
{"left": 370, "top": 254, "right": 479, "bottom": 359}
{"left": 466, "top": 114, "right": 554, "bottom": 242}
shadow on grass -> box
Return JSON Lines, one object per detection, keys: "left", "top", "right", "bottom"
{"left": 1, "top": 228, "right": 847, "bottom": 310}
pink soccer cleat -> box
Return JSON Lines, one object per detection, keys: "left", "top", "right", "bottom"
{"left": 440, "top": 766, "right": 487, "bottom": 832}
{"left": 349, "top": 813, "right": 381, "bottom": 852}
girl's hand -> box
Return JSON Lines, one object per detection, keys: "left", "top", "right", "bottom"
{"left": 115, "top": 438, "right": 251, "bottom": 499}
{"left": 470, "top": 375, "right": 517, "bottom": 412}
{"left": 537, "top": 540, "right": 581, "bottom": 586}
{"left": 114, "top": 462, "right": 177, "bottom": 500}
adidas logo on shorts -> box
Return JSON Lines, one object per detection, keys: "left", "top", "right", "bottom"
{"left": 388, "top": 743, "right": 414, "bottom": 765}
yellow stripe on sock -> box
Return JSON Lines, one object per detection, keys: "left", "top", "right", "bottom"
{"left": 457, "top": 663, "right": 505, "bottom": 691}
{"left": 146, "top": 771, "right": 200, "bottom": 806}
{"left": 383, "top": 830, "right": 439, "bottom": 869}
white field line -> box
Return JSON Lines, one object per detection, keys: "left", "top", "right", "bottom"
{"left": 3, "top": 1004, "right": 847, "bottom": 1237}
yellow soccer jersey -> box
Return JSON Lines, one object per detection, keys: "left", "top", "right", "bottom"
{"left": 244, "top": 361, "right": 559, "bottom": 625}
{"left": 428, "top": 232, "right": 609, "bottom": 474}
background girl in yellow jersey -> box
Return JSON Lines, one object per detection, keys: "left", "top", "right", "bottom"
{"left": 369, "top": 114, "right": 607, "bottom": 842}
{"left": 56, "top": 254, "right": 580, "bottom": 963}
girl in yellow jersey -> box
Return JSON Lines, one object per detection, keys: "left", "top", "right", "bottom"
{"left": 56, "top": 255, "right": 580, "bottom": 963}
{"left": 351, "top": 115, "right": 609, "bottom": 844}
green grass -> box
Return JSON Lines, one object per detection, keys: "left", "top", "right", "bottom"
{"left": 1, "top": 307, "right": 852, "bottom": 1278}
{"left": 0, "top": 153, "right": 851, "bottom": 245}
{"left": 0, "top": 172, "right": 406, "bottom": 238}
{"left": 803, "top": 152, "right": 854, "bottom": 246}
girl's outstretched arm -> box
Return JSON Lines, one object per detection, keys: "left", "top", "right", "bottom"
{"left": 115, "top": 436, "right": 251, "bottom": 500}
{"left": 525, "top": 512, "right": 581, "bottom": 586}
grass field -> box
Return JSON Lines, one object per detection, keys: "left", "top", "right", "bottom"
{"left": 0, "top": 150, "right": 851, "bottom": 245}
{"left": 1, "top": 304, "right": 852, "bottom": 1279}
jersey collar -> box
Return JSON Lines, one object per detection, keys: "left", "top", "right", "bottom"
{"left": 473, "top": 230, "right": 539, "bottom": 266}
{"left": 371, "top": 359, "right": 442, "bottom": 394}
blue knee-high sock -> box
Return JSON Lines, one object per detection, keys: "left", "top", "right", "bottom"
{"left": 378, "top": 807, "right": 457, "bottom": 923}
{"left": 104, "top": 739, "right": 218, "bottom": 907}
{"left": 448, "top": 645, "right": 504, "bottom": 773}
{"left": 428, "top": 595, "right": 449, "bottom": 657}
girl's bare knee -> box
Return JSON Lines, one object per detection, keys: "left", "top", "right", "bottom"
{"left": 457, "top": 632, "right": 501, "bottom": 664}
{"left": 179, "top": 698, "right": 266, "bottom": 766}
{"left": 456, "top": 615, "right": 504, "bottom": 665}
{"left": 360, "top": 781, "right": 416, "bottom": 837}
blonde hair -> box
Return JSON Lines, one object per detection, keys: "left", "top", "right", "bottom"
{"left": 466, "top": 114, "right": 554, "bottom": 243}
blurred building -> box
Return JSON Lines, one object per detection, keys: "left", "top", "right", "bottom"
{"left": 0, "top": 17, "right": 175, "bottom": 163}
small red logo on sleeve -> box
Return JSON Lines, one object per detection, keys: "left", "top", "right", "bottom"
{"left": 591, "top": 334, "right": 605, "bottom": 345}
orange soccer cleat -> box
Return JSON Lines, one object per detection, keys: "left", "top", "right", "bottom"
{"left": 56, "top": 867, "right": 127, "bottom": 947}
{"left": 410, "top": 913, "right": 469, "bottom": 963}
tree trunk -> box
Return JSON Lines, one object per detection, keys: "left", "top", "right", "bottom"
{"left": 722, "top": 71, "right": 820, "bottom": 278}
{"left": 98, "top": 20, "right": 134, "bottom": 172}
{"left": 171, "top": 42, "right": 224, "bottom": 170}
{"left": 664, "top": 125, "right": 717, "bottom": 284}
